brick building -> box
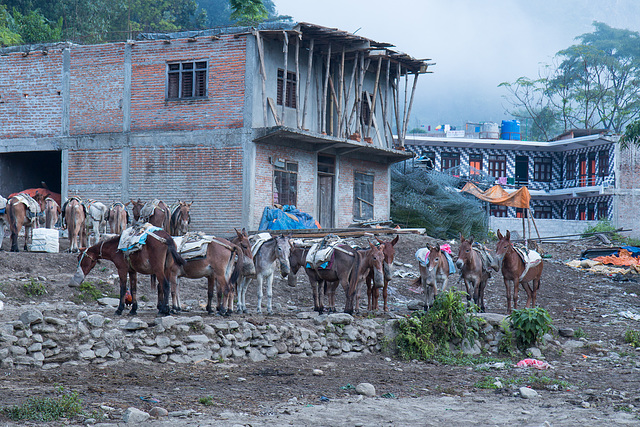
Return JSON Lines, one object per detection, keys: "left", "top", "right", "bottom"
{"left": 0, "top": 22, "right": 429, "bottom": 234}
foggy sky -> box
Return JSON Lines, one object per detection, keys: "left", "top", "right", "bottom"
{"left": 273, "top": 0, "right": 640, "bottom": 130}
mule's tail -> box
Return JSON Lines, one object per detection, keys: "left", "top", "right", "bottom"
{"left": 226, "top": 247, "right": 242, "bottom": 286}
{"left": 7, "top": 200, "right": 18, "bottom": 236}
{"left": 166, "top": 237, "right": 186, "bottom": 267}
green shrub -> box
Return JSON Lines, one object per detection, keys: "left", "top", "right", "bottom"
{"left": 23, "top": 279, "right": 47, "bottom": 297}
{"left": 509, "top": 307, "right": 552, "bottom": 348}
{"left": 74, "top": 281, "right": 103, "bottom": 303}
{"left": 2, "top": 388, "right": 82, "bottom": 422}
{"left": 581, "top": 219, "right": 621, "bottom": 240}
{"left": 624, "top": 329, "right": 640, "bottom": 348}
{"left": 396, "top": 290, "right": 478, "bottom": 361}
{"left": 199, "top": 396, "right": 214, "bottom": 406}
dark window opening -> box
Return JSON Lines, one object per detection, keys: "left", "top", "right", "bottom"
{"left": 566, "top": 205, "right": 576, "bottom": 220}
{"left": 566, "top": 155, "right": 576, "bottom": 181}
{"left": 488, "top": 154, "right": 507, "bottom": 179}
{"left": 490, "top": 204, "right": 507, "bottom": 217}
{"left": 441, "top": 153, "right": 460, "bottom": 171}
{"left": 167, "top": 61, "right": 207, "bottom": 100}
{"left": 579, "top": 204, "right": 586, "bottom": 220}
{"left": 587, "top": 203, "right": 596, "bottom": 221}
{"left": 597, "top": 201, "right": 607, "bottom": 220}
{"left": 277, "top": 69, "right": 297, "bottom": 108}
{"left": 469, "top": 154, "right": 482, "bottom": 175}
{"left": 354, "top": 172, "right": 374, "bottom": 220}
{"left": 516, "top": 208, "right": 529, "bottom": 218}
{"left": 598, "top": 151, "right": 609, "bottom": 177}
{"left": 360, "top": 92, "right": 375, "bottom": 128}
{"left": 534, "top": 157, "right": 552, "bottom": 182}
{"left": 534, "top": 206, "right": 552, "bottom": 219}
{"left": 273, "top": 161, "right": 298, "bottom": 206}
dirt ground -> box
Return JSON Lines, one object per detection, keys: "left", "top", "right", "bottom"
{"left": 1, "top": 232, "right": 640, "bottom": 425}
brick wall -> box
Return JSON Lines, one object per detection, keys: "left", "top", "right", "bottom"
{"left": 130, "top": 35, "right": 246, "bottom": 132}
{"left": 70, "top": 44, "right": 125, "bottom": 135}
{"left": 253, "top": 144, "right": 316, "bottom": 229}
{"left": 0, "top": 50, "right": 63, "bottom": 138}
{"left": 67, "top": 149, "right": 123, "bottom": 202}
{"left": 129, "top": 144, "right": 243, "bottom": 234}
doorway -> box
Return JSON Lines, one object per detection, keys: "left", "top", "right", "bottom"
{"left": 317, "top": 155, "right": 335, "bottom": 228}
{"left": 515, "top": 156, "right": 528, "bottom": 186}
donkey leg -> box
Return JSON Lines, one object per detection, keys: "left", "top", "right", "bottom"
{"left": 265, "top": 273, "right": 274, "bottom": 315}
{"left": 116, "top": 273, "right": 129, "bottom": 316}
{"left": 382, "top": 280, "right": 389, "bottom": 312}
{"left": 206, "top": 277, "right": 216, "bottom": 314}
{"left": 129, "top": 272, "right": 138, "bottom": 316}
{"left": 503, "top": 279, "right": 512, "bottom": 314}
{"left": 256, "top": 275, "right": 264, "bottom": 314}
{"left": 513, "top": 280, "right": 521, "bottom": 311}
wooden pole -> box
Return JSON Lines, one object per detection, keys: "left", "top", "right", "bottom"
{"left": 321, "top": 43, "right": 332, "bottom": 134}
{"left": 301, "top": 38, "right": 314, "bottom": 130}
{"left": 295, "top": 34, "right": 300, "bottom": 128}
{"left": 338, "top": 47, "right": 345, "bottom": 137}
{"left": 281, "top": 31, "right": 289, "bottom": 123}
{"left": 401, "top": 73, "right": 419, "bottom": 148}
{"left": 356, "top": 53, "right": 365, "bottom": 137}
{"left": 366, "top": 56, "right": 382, "bottom": 138}
{"left": 402, "top": 71, "right": 408, "bottom": 141}
{"left": 393, "top": 63, "right": 402, "bottom": 147}
{"left": 530, "top": 210, "right": 542, "bottom": 240}
{"left": 342, "top": 51, "right": 358, "bottom": 136}
{"left": 384, "top": 58, "right": 391, "bottom": 147}
{"left": 255, "top": 31, "right": 268, "bottom": 127}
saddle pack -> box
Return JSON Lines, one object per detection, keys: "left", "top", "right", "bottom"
{"left": 118, "top": 223, "right": 163, "bottom": 254}
{"left": 305, "top": 234, "right": 350, "bottom": 270}
{"left": 173, "top": 231, "right": 214, "bottom": 260}
{"left": 14, "top": 193, "right": 41, "bottom": 217}
{"left": 250, "top": 232, "right": 273, "bottom": 257}
{"left": 139, "top": 199, "right": 165, "bottom": 222}
{"left": 415, "top": 245, "right": 456, "bottom": 274}
{"left": 472, "top": 242, "right": 497, "bottom": 273}
{"left": 0, "top": 195, "right": 6, "bottom": 215}
{"left": 513, "top": 245, "right": 542, "bottom": 281}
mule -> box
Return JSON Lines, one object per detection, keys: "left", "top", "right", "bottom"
{"left": 86, "top": 200, "right": 108, "bottom": 245}
{"left": 366, "top": 235, "right": 399, "bottom": 312}
{"left": 419, "top": 243, "right": 454, "bottom": 309}
{"left": 494, "top": 229, "right": 544, "bottom": 314}
{"left": 65, "top": 198, "right": 87, "bottom": 253}
{"left": 169, "top": 201, "right": 192, "bottom": 236}
{"left": 306, "top": 242, "right": 384, "bottom": 314}
{"left": 106, "top": 202, "right": 128, "bottom": 234}
{"left": 130, "top": 199, "right": 170, "bottom": 231}
{"left": 287, "top": 244, "right": 309, "bottom": 287}
{"left": 6, "top": 192, "right": 45, "bottom": 252}
{"left": 227, "top": 228, "right": 258, "bottom": 313}
{"left": 456, "top": 234, "right": 494, "bottom": 312}
{"left": 235, "top": 233, "right": 292, "bottom": 315}
{"left": 69, "top": 231, "right": 185, "bottom": 316}
{"left": 44, "top": 197, "right": 60, "bottom": 229}
{"left": 176, "top": 236, "right": 248, "bottom": 316}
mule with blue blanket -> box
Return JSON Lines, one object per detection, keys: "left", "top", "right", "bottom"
{"left": 416, "top": 243, "right": 456, "bottom": 309}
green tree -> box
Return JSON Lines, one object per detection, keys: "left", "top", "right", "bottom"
{"left": 12, "top": 9, "right": 63, "bottom": 44}
{"left": 229, "top": 0, "right": 267, "bottom": 25}
{"left": 620, "top": 119, "right": 640, "bottom": 150}
{"left": 502, "top": 22, "right": 640, "bottom": 138}
{"left": 0, "top": 5, "right": 23, "bottom": 46}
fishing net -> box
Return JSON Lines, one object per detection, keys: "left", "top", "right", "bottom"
{"left": 390, "top": 163, "right": 488, "bottom": 239}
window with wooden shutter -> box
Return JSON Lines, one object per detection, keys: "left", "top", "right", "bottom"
{"left": 167, "top": 61, "right": 208, "bottom": 100}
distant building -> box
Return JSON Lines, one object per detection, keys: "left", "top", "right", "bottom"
{"left": 0, "top": 22, "right": 431, "bottom": 233}
{"left": 403, "top": 127, "right": 640, "bottom": 239}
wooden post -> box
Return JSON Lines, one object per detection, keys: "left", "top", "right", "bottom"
{"left": 255, "top": 30, "right": 268, "bottom": 127}
{"left": 384, "top": 58, "right": 391, "bottom": 147}
{"left": 402, "top": 72, "right": 408, "bottom": 141}
{"left": 393, "top": 64, "right": 402, "bottom": 148}
{"left": 281, "top": 31, "right": 289, "bottom": 123}
{"left": 338, "top": 47, "right": 345, "bottom": 137}
{"left": 356, "top": 53, "right": 365, "bottom": 137}
{"left": 321, "top": 43, "right": 332, "bottom": 134}
{"left": 366, "top": 56, "right": 382, "bottom": 138}
{"left": 342, "top": 51, "right": 358, "bottom": 136}
{"left": 401, "top": 73, "right": 419, "bottom": 147}
{"left": 301, "top": 38, "right": 314, "bottom": 130}
{"left": 530, "top": 211, "right": 542, "bottom": 240}
{"left": 295, "top": 34, "right": 300, "bottom": 128}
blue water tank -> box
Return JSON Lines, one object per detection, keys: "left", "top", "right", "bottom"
{"left": 501, "top": 120, "right": 521, "bottom": 140}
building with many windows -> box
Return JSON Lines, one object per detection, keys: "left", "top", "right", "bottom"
{"left": 0, "top": 22, "right": 430, "bottom": 233}
{"left": 404, "top": 128, "right": 640, "bottom": 238}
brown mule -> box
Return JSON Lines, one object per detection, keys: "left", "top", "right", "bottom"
{"left": 169, "top": 201, "right": 192, "bottom": 236}
{"left": 65, "top": 198, "right": 87, "bottom": 253}
{"left": 70, "top": 231, "right": 185, "bottom": 316}
{"left": 130, "top": 199, "right": 170, "bottom": 231}
{"left": 6, "top": 192, "right": 45, "bottom": 252}
{"left": 494, "top": 229, "right": 544, "bottom": 314}
{"left": 366, "top": 235, "right": 399, "bottom": 312}
{"left": 106, "top": 202, "right": 128, "bottom": 234}
{"left": 456, "top": 234, "right": 495, "bottom": 312}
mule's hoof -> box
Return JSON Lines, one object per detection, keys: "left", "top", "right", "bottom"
{"left": 115, "top": 310, "right": 123, "bottom": 316}
{"left": 128, "top": 310, "right": 137, "bottom": 316}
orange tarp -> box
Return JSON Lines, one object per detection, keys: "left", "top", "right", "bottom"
{"left": 461, "top": 182, "right": 531, "bottom": 209}
{"left": 594, "top": 249, "right": 640, "bottom": 267}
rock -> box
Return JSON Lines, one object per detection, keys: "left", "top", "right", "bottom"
{"left": 97, "top": 297, "right": 120, "bottom": 307}
{"left": 312, "top": 369, "right": 324, "bottom": 376}
{"left": 474, "top": 312, "right": 508, "bottom": 326}
{"left": 407, "top": 300, "right": 425, "bottom": 311}
{"left": 356, "top": 383, "right": 376, "bottom": 397}
{"left": 122, "top": 407, "right": 150, "bottom": 423}
{"left": 558, "top": 328, "right": 574, "bottom": 338}
{"left": 327, "top": 313, "right": 353, "bottom": 325}
{"left": 461, "top": 340, "right": 481, "bottom": 355}
{"left": 563, "top": 339, "right": 584, "bottom": 349}
{"left": 149, "top": 407, "right": 169, "bottom": 418}
{"left": 19, "top": 308, "right": 43, "bottom": 325}
{"left": 519, "top": 387, "right": 539, "bottom": 399}
{"left": 526, "top": 347, "right": 542, "bottom": 358}
{"left": 86, "top": 314, "right": 105, "bottom": 328}
{"left": 44, "top": 316, "right": 67, "bottom": 326}
{"left": 123, "top": 319, "right": 148, "bottom": 331}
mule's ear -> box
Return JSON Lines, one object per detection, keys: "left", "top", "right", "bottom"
{"left": 234, "top": 227, "right": 242, "bottom": 237}
{"left": 459, "top": 232, "right": 464, "bottom": 243}
{"left": 375, "top": 236, "right": 384, "bottom": 244}
{"left": 505, "top": 230, "right": 510, "bottom": 241}
{"left": 496, "top": 229, "right": 503, "bottom": 239}
{"left": 391, "top": 235, "right": 399, "bottom": 246}
{"left": 369, "top": 241, "right": 376, "bottom": 249}
{"left": 242, "top": 227, "right": 248, "bottom": 236}
{"left": 189, "top": 201, "right": 193, "bottom": 206}
{"left": 469, "top": 235, "right": 474, "bottom": 244}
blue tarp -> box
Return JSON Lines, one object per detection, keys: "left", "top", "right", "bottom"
{"left": 622, "top": 246, "right": 640, "bottom": 257}
{"left": 258, "top": 205, "right": 319, "bottom": 231}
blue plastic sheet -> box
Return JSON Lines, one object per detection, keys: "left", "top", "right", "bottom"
{"left": 258, "top": 205, "right": 319, "bottom": 231}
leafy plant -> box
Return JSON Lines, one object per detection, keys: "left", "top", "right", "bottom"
{"left": 2, "top": 388, "right": 82, "bottom": 421}
{"left": 396, "top": 290, "right": 479, "bottom": 361}
{"left": 74, "top": 281, "right": 103, "bottom": 303}
{"left": 198, "top": 396, "right": 214, "bottom": 406}
{"left": 574, "top": 327, "right": 588, "bottom": 339}
{"left": 624, "top": 329, "right": 640, "bottom": 348}
{"left": 581, "top": 219, "right": 621, "bottom": 240}
{"left": 23, "top": 279, "right": 47, "bottom": 297}
{"left": 509, "top": 307, "right": 552, "bottom": 348}
{"left": 498, "top": 321, "right": 517, "bottom": 356}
